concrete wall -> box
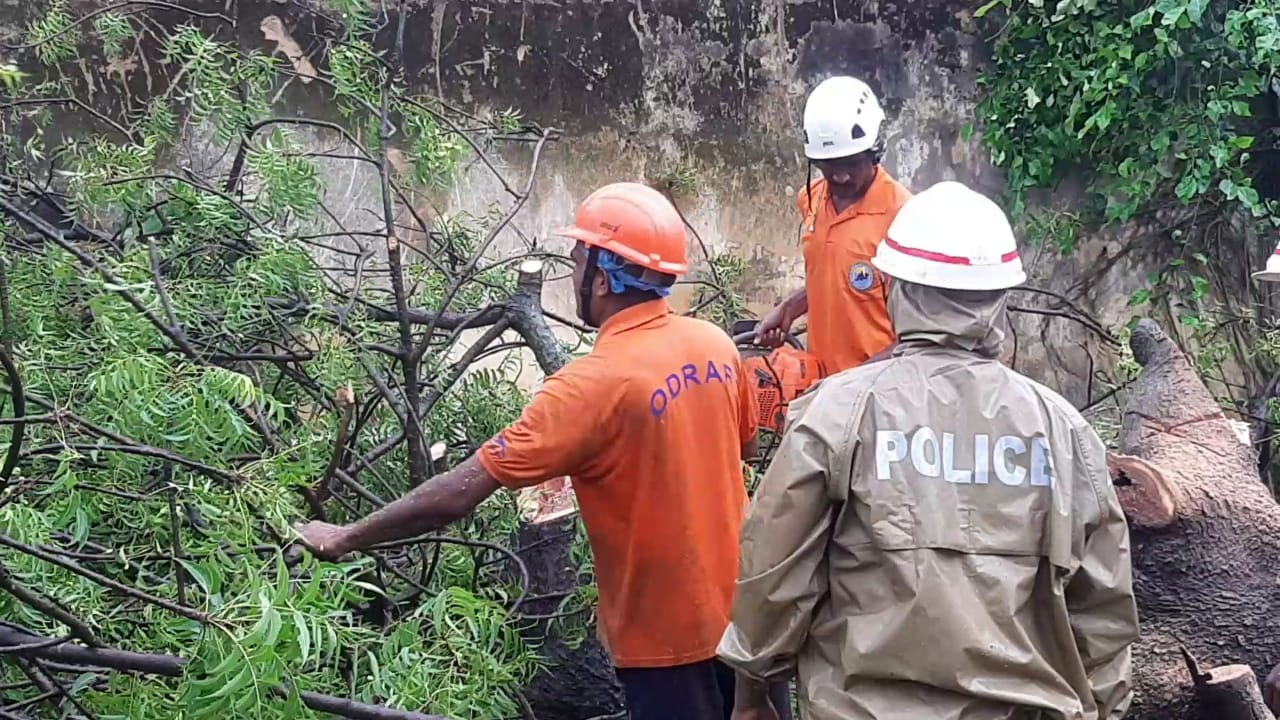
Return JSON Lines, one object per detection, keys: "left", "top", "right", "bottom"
{"left": 2, "top": 0, "right": 1185, "bottom": 408}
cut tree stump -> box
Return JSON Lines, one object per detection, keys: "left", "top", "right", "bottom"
{"left": 505, "top": 512, "right": 625, "bottom": 720}
{"left": 1184, "top": 648, "right": 1276, "bottom": 720}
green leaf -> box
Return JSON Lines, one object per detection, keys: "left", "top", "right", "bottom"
{"left": 69, "top": 672, "right": 98, "bottom": 694}
{"left": 209, "top": 663, "right": 252, "bottom": 699}
{"left": 1158, "top": 2, "right": 1185, "bottom": 27}
{"left": 179, "top": 561, "right": 213, "bottom": 598}
{"left": 200, "top": 650, "right": 242, "bottom": 682}
{"left": 292, "top": 611, "right": 311, "bottom": 664}
{"left": 262, "top": 607, "right": 282, "bottom": 646}
{"left": 1130, "top": 7, "right": 1155, "bottom": 27}
{"left": 1184, "top": 0, "right": 1209, "bottom": 23}
{"left": 1239, "top": 185, "right": 1261, "bottom": 210}
{"left": 0, "top": 63, "right": 27, "bottom": 90}
{"left": 1024, "top": 86, "right": 1042, "bottom": 109}
{"left": 351, "top": 580, "right": 388, "bottom": 598}
{"left": 140, "top": 214, "right": 164, "bottom": 236}
{"left": 1175, "top": 173, "right": 1198, "bottom": 202}
{"left": 1191, "top": 275, "right": 1210, "bottom": 299}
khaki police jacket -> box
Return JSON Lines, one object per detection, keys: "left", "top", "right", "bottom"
{"left": 718, "top": 281, "right": 1139, "bottom": 720}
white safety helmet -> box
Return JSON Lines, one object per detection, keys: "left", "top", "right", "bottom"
{"left": 802, "top": 76, "right": 885, "bottom": 160}
{"left": 1253, "top": 241, "right": 1280, "bottom": 282}
{"left": 872, "top": 181, "right": 1027, "bottom": 291}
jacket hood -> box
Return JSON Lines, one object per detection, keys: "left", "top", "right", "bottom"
{"left": 888, "top": 280, "right": 1009, "bottom": 358}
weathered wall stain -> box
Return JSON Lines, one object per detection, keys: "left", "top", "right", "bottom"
{"left": 2, "top": 0, "right": 1145, "bottom": 407}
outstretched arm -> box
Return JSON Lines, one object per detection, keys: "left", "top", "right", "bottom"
{"left": 294, "top": 455, "right": 500, "bottom": 559}
{"left": 295, "top": 359, "right": 614, "bottom": 561}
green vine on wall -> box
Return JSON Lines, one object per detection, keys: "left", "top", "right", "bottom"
{"left": 975, "top": 0, "right": 1280, "bottom": 469}
{"left": 976, "top": 0, "right": 1279, "bottom": 225}
{"left": 975, "top": 0, "right": 1280, "bottom": 337}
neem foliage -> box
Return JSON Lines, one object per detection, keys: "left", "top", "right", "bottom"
{"left": 0, "top": 1, "right": 571, "bottom": 718}
{"left": 976, "top": 0, "right": 1279, "bottom": 227}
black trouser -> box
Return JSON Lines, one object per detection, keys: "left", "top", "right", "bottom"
{"left": 615, "top": 658, "right": 794, "bottom": 720}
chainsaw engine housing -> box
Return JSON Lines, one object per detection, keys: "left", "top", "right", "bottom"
{"left": 738, "top": 344, "right": 827, "bottom": 433}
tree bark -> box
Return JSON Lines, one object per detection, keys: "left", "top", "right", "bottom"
{"left": 1191, "top": 662, "right": 1275, "bottom": 720}
{"left": 506, "top": 259, "right": 570, "bottom": 374}
{"left": 1117, "top": 319, "right": 1280, "bottom": 720}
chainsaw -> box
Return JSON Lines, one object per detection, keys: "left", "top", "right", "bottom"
{"left": 730, "top": 319, "right": 828, "bottom": 434}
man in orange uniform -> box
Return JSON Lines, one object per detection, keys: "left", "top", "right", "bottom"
{"left": 293, "top": 182, "right": 790, "bottom": 720}
{"left": 756, "top": 76, "right": 913, "bottom": 373}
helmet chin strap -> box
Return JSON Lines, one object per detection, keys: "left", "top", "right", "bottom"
{"left": 868, "top": 138, "right": 885, "bottom": 166}
{"left": 578, "top": 245, "right": 601, "bottom": 327}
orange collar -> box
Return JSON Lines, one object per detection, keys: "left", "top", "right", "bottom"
{"left": 811, "top": 168, "right": 900, "bottom": 220}
{"left": 598, "top": 298, "right": 672, "bottom": 338}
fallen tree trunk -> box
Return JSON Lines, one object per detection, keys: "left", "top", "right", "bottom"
{"left": 1110, "top": 319, "right": 1280, "bottom": 720}
{"left": 0, "top": 627, "right": 449, "bottom": 720}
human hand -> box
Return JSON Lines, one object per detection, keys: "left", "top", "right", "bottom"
{"left": 291, "top": 521, "right": 353, "bottom": 561}
{"left": 754, "top": 306, "right": 793, "bottom": 348}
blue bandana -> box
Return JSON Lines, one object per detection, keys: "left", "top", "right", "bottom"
{"left": 596, "top": 249, "right": 673, "bottom": 297}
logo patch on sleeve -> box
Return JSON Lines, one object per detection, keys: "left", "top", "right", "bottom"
{"left": 487, "top": 434, "right": 509, "bottom": 459}
{"left": 849, "top": 262, "right": 876, "bottom": 292}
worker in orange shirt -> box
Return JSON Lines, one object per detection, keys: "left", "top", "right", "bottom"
{"left": 293, "top": 182, "right": 791, "bottom": 720}
{"left": 755, "top": 76, "right": 913, "bottom": 373}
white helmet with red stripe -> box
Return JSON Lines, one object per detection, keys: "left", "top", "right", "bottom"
{"left": 1253, "top": 242, "right": 1280, "bottom": 282}
{"left": 872, "top": 181, "right": 1027, "bottom": 291}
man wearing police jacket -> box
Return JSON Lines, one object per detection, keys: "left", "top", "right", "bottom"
{"left": 718, "top": 181, "right": 1140, "bottom": 720}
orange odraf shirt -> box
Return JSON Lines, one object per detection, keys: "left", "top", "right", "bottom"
{"left": 477, "top": 299, "right": 758, "bottom": 668}
{"left": 797, "top": 169, "right": 912, "bottom": 373}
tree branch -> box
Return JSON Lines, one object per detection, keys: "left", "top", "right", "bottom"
{"left": 0, "top": 533, "right": 209, "bottom": 623}
{"left": 312, "top": 386, "right": 356, "bottom": 518}
{"left": 21, "top": 442, "right": 235, "bottom": 484}
{"left": 412, "top": 128, "right": 558, "bottom": 367}
{"left": 0, "top": 563, "right": 101, "bottom": 647}
{"left": 0, "top": 627, "right": 451, "bottom": 720}
{"left": 0, "top": 346, "right": 27, "bottom": 486}
{"left": 382, "top": 0, "right": 430, "bottom": 488}
{"left": 504, "top": 260, "right": 569, "bottom": 375}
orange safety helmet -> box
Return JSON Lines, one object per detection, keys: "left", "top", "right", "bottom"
{"left": 553, "top": 182, "right": 689, "bottom": 275}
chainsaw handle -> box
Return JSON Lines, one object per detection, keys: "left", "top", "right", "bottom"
{"left": 731, "top": 330, "right": 805, "bottom": 351}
